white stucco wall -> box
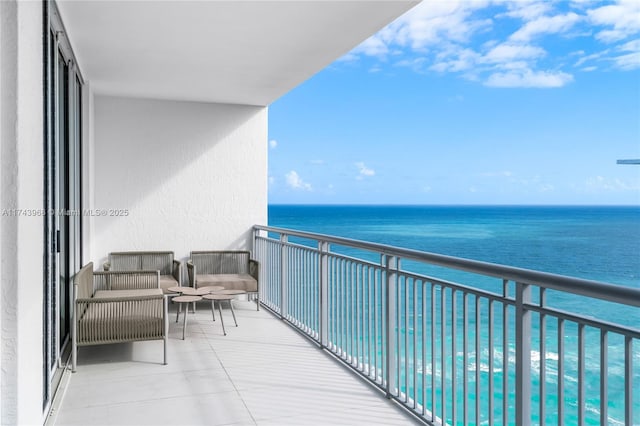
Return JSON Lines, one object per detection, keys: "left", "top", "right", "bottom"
{"left": 82, "top": 84, "right": 94, "bottom": 264}
{"left": 91, "top": 95, "right": 268, "bottom": 269}
{"left": 0, "top": 1, "right": 44, "bottom": 424}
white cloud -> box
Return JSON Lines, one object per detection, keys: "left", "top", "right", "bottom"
{"left": 353, "top": 36, "right": 389, "bottom": 59}
{"left": 268, "top": 176, "right": 275, "bottom": 186}
{"left": 343, "top": 1, "right": 639, "bottom": 88}
{"left": 613, "top": 39, "right": 640, "bottom": 70}
{"left": 285, "top": 171, "right": 312, "bottom": 191}
{"left": 613, "top": 51, "right": 640, "bottom": 70}
{"left": 355, "top": 162, "right": 375, "bottom": 180}
{"left": 585, "top": 176, "right": 640, "bottom": 191}
{"left": 352, "top": 0, "right": 491, "bottom": 58}
{"left": 484, "top": 43, "right": 546, "bottom": 63}
{"left": 431, "top": 47, "right": 480, "bottom": 73}
{"left": 501, "top": 2, "right": 554, "bottom": 21}
{"left": 485, "top": 69, "right": 574, "bottom": 88}
{"left": 620, "top": 39, "right": 640, "bottom": 52}
{"left": 588, "top": 0, "right": 640, "bottom": 42}
{"left": 574, "top": 49, "right": 610, "bottom": 67}
{"left": 269, "top": 139, "right": 277, "bottom": 149}
{"left": 395, "top": 57, "right": 428, "bottom": 73}
{"left": 398, "top": 1, "right": 492, "bottom": 49}
{"left": 572, "top": 37, "right": 639, "bottom": 71}
{"left": 509, "top": 13, "right": 582, "bottom": 42}
{"left": 337, "top": 52, "right": 359, "bottom": 63}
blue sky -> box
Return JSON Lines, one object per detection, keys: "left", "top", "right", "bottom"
{"left": 268, "top": 0, "right": 640, "bottom": 205}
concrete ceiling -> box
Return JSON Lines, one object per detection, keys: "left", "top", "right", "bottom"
{"left": 56, "top": 1, "right": 418, "bottom": 106}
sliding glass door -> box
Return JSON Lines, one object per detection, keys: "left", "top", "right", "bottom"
{"left": 43, "top": 0, "right": 83, "bottom": 410}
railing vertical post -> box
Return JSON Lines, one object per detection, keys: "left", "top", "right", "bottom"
{"left": 385, "top": 254, "right": 398, "bottom": 398}
{"left": 252, "top": 227, "right": 258, "bottom": 254}
{"left": 280, "top": 234, "right": 288, "bottom": 320}
{"left": 319, "top": 241, "right": 329, "bottom": 348}
{"left": 515, "top": 281, "right": 532, "bottom": 425}
{"left": 252, "top": 227, "right": 259, "bottom": 305}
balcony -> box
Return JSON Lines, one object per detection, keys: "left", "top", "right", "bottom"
{"left": 52, "top": 226, "right": 639, "bottom": 426}
{"left": 53, "top": 302, "right": 417, "bottom": 426}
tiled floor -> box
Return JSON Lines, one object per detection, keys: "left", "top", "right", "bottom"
{"left": 51, "top": 300, "right": 419, "bottom": 426}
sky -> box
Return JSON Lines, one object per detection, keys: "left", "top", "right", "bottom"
{"left": 267, "top": 0, "right": 640, "bottom": 205}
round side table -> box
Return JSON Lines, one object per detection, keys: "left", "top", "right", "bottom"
{"left": 202, "top": 294, "right": 238, "bottom": 335}
{"left": 217, "top": 289, "right": 247, "bottom": 296}
{"left": 172, "top": 295, "right": 202, "bottom": 340}
{"left": 197, "top": 286, "right": 224, "bottom": 293}
{"left": 167, "top": 286, "right": 198, "bottom": 318}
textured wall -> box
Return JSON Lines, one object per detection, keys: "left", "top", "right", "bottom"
{"left": 0, "top": 1, "right": 44, "bottom": 424}
{"left": 82, "top": 85, "right": 94, "bottom": 264}
{"left": 91, "top": 95, "right": 268, "bottom": 270}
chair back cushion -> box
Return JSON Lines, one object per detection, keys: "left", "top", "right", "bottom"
{"left": 191, "top": 251, "right": 249, "bottom": 274}
{"left": 109, "top": 251, "right": 174, "bottom": 275}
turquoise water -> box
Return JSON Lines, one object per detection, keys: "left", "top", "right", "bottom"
{"left": 269, "top": 205, "right": 639, "bottom": 288}
{"left": 268, "top": 205, "right": 640, "bottom": 425}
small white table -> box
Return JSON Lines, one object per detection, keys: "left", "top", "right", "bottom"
{"left": 171, "top": 295, "right": 202, "bottom": 340}
{"left": 202, "top": 294, "right": 238, "bottom": 335}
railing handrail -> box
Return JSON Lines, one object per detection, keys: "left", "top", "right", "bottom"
{"left": 254, "top": 224, "right": 640, "bottom": 308}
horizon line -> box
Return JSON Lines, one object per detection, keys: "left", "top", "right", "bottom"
{"left": 267, "top": 203, "right": 640, "bottom": 207}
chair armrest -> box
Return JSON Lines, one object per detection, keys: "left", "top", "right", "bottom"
{"left": 249, "top": 259, "right": 259, "bottom": 284}
{"left": 103, "top": 262, "right": 111, "bottom": 271}
{"left": 186, "top": 260, "right": 195, "bottom": 287}
{"left": 172, "top": 260, "right": 182, "bottom": 286}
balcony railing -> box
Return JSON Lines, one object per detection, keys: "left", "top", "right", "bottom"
{"left": 253, "top": 225, "right": 639, "bottom": 426}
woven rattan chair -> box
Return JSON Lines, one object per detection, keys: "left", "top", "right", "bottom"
{"left": 104, "top": 251, "right": 181, "bottom": 294}
{"left": 187, "top": 250, "right": 259, "bottom": 310}
{"left": 72, "top": 262, "right": 168, "bottom": 372}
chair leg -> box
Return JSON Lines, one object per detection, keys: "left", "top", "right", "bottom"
{"left": 72, "top": 342, "right": 77, "bottom": 373}
{"left": 163, "top": 335, "right": 168, "bottom": 365}
{"left": 210, "top": 300, "right": 216, "bottom": 321}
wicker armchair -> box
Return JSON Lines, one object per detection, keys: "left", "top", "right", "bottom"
{"left": 104, "top": 251, "right": 181, "bottom": 294}
{"left": 72, "top": 262, "right": 168, "bottom": 372}
{"left": 187, "top": 250, "right": 259, "bottom": 310}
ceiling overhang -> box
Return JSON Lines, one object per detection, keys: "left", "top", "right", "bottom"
{"left": 56, "top": 0, "right": 418, "bottom": 106}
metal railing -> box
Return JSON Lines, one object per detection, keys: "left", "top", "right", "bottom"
{"left": 253, "top": 225, "right": 640, "bottom": 426}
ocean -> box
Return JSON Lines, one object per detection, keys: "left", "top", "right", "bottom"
{"left": 268, "top": 205, "right": 639, "bottom": 288}
{"left": 267, "top": 205, "right": 640, "bottom": 425}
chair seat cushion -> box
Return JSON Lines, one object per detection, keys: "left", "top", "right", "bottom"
{"left": 159, "top": 275, "right": 179, "bottom": 293}
{"left": 196, "top": 274, "right": 257, "bottom": 292}
{"left": 77, "top": 289, "right": 164, "bottom": 345}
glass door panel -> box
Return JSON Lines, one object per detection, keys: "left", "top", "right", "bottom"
{"left": 43, "top": 2, "right": 84, "bottom": 410}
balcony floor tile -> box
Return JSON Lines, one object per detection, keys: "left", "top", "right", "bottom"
{"left": 53, "top": 301, "right": 419, "bottom": 426}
